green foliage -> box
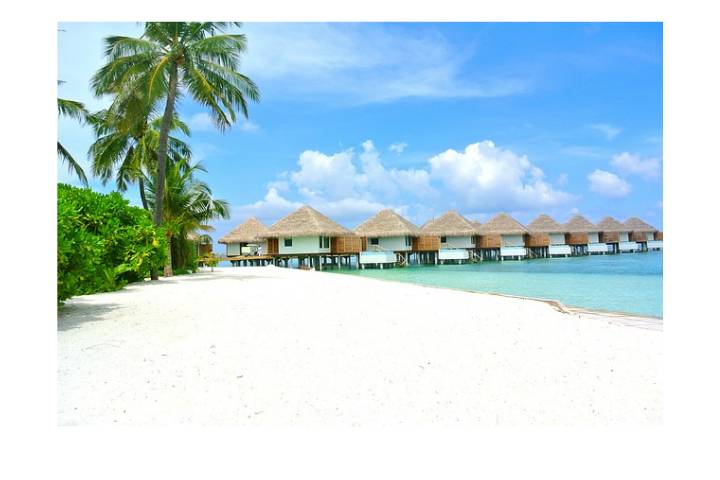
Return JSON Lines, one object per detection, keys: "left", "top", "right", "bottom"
{"left": 171, "top": 235, "right": 199, "bottom": 273}
{"left": 200, "top": 252, "right": 220, "bottom": 272}
{"left": 57, "top": 184, "right": 166, "bottom": 303}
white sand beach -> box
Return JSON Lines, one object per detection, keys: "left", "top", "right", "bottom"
{"left": 57, "top": 266, "right": 662, "bottom": 426}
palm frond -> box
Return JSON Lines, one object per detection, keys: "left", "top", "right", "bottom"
{"left": 58, "top": 142, "right": 88, "bottom": 185}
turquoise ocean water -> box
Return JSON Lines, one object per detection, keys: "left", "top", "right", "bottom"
{"left": 332, "top": 251, "right": 663, "bottom": 317}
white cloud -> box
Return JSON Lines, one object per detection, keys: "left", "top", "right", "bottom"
{"left": 239, "top": 119, "right": 260, "bottom": 133}
{"left": 587, "top": 169, "right": 631, "bottom": 197}
{"left": 428, "top": 141, "right": 574, "bottom": 210}
{"left": 240, "top": 23, "right": 531, "bottom": 103}
{"left": 389, "top": 142, "right": 407, "bottom": 154}
{"left": 188, "top": 112, "right": 259, "bottom": 133}
{"left": 231, "top": 140, "right": 433, "bottom": 226}
{"left": 228, "top": 139, "right": 574, "bottom": 227}
{"left": 290, "top": 149, "right": 358, "bottom": 199}
{"left": 611, "top": 152, "right": 661, "bottom": 180}
{"left": 187, "top": 112, "right": 215, "bottom": 132}
{"left": 589, "top": 123, "right": 621, "bottom": 140}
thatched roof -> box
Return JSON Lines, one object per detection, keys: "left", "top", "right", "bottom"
{"left": 623, "top": 217, "right": 656, "bottom": 232}
{"left": 527, "top": 214, "right": 565, "bottom": 233}
{"left": 187, "top": 232, "right": 212, "bottom": 244}
{"left": 596, "top": 216, "right": 627, "bottom": 232}
{"left": 218, "top": 217, "right": 270, "bottom": 244}
{"left": 476, "top": 213, "right": 528, "bottom": 235}
{"left": 420, "top": 211, "right": 478, "bottom": 236}
{"left": 563, "top": 214, "right": 597, "bottom": 233}
{"left": 471, "top": 221, "right": 483, "bottom": 233}
{"left": 354, "top": 209, "right": 420, "bottom": 237}
{"left": 262, "top": 205, "right": 353, "bottom": 237}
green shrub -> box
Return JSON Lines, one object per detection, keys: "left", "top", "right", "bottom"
{"left": 171, "top": 234, "right": 198, "bottom": 273}
{"left": 57, "top": 184, "right": 166, "bottom": 303}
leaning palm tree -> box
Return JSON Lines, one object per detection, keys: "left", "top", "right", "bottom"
{"left": 145, "top": 160, "right": 230, "bottom": 276}
{"left": 91, "top": 22, "right": 259, "bottom": 233}
{"left": 57, "top": 98, "right": 89, "bottom": 185}
{"left": 89, "top": 110, "right": 192, "bottom": 210}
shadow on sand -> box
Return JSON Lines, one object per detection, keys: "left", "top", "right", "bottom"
{"left": 57, "top": 271, "right": 271, "bottom": 331}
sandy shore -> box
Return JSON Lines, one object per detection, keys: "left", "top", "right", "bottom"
{"left": 58, "top": 266, "right": 662, "bottom": 425}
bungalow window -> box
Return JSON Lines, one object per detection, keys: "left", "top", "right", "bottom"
{"left": 370, "top": 237, "right": 379, "bottom": 246}
{"left": 284, "top": 237, "right": 293, "bottom": 247}
{"left": 440, "top": 236, "right": 447, "bottom": 244}
{"left": 319, "top": 236, "right": 330, "bottom": 248}
{"left": 405, "top": 236, "right": 411, "bottom": 247}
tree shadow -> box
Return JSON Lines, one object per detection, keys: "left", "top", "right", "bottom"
{"left": 58, "top": 299, "right": 127, "bottom": 332}
{"left": 57, "top": 272, "right": 273, "bottom": 331}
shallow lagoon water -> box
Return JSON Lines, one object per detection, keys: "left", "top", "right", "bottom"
{"left": 332, "top": 251, "right": 663, "bottom": 318}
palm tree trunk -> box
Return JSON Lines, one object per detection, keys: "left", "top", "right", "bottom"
{"left": 152, "top": 62, "right": 179, "bottom": 279}
{"left": 138, "top": 177, "right": 149, "bottom": 210}
{"left": 165, "top": 231, "right": 173, "bottom": 277}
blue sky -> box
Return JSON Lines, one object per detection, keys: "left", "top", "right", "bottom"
{"left": 58, "top": 22, "right": 663, "bottom": 247}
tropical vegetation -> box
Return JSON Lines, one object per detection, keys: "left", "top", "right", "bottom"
{"left": 90, "top": 22, "right": 260, "bottom": 277}
{"left": 57, "top": 98, "right": 90, "bottom": 185}
{"left": 145, "top": 161, "right": 230, "bottom": 276}
{"left": 57, "top": 184, "right": 166, "bottom": 303}
{"left": 57, "top": 22, "right": 259, "bottom": 300}
{"left": 89, "top": 110, "right": 192, "bottom": 210}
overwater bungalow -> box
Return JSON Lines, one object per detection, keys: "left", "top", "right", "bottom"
{"left": 217, "top": 217, "right": 270, "bottom": 265}
{"left": 261, "top": 205, "right": 361, "bottom": 269}
{"left": 476, "top": 213, "right": 528, "bottom": 260}
{"left": 651, "top": 229, "right": 663, "bottom": 250}
{"left": 354, "top": 209, "right": 420, "bottom": 268}
{"left": 419, "top": 211, "right": 479, "bottom": 264}
{"left": 623, "top": 217, "right": 659, "bottom": 252}
{"left": 563, "top": 214, "right": 605, "bottom": 255}
{"left": 526, "top": 214, "right": 571, "bottom": 258}
{"left": 596, "top": 216, "right": 635, "bottom": 253}
{"left": 187, "top": 232, "right": 213, "bottom": 257}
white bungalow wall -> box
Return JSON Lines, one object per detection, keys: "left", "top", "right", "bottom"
{"left": 226, "top": 243, "right": 241, "bottom": 256}
{"left": 438, "top": 249, "right": 470, "bottom": 260}
{"left": 501, "top": 234, "right": 525, "bottom": 247}
{"left": 369, "top": 236, "right": 412, "bottom": 252}
{"left": 242, "top": 240, "right": 268, "bottom": 255}
{"left": 549, "top": 233, "right": 565, "bottom": 245}
{"left": 549, "top": 245, "right": 571, "bottom": 256}
{"left": 619, "top": 241, "right": 638, "bottom": 252}
{"left": 619, "top": 232, "right": 630, "bottom": 242}
{"left": 588, "top": 232, "right": 599, "bottom": 243}
{"left": 279, "top": 236, "right": 331, "bottom": 254}
{"left": 588, "top": 243, "right": 606, "bottom": 253}
{"left": 226, "top": 241, "right": 268, "bottom": 256}
{"left": 440, "top": 235, "right": 474, "bottom": 249}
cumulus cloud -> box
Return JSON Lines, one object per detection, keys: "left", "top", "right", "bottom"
{"left": 589, "top": 123, "right": 621, "bottom": 140}
{"left": 428, "top": 141, "right": 574, "bottom": 210}
{"left": 611, "top": 152, "right": 661, "bottom": 180}
{"left": 228, "top": 139, "right": 574, "bottom": 228}
{"left": 389, "top": 142, "right": 407, "bottom": 154}
{"left": 290, "top": 149, "right": 358, "bottom": 199}
{"left": 587, "top": 169, "right": 631, "bottom": 197}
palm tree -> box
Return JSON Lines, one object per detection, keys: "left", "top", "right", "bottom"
{"left": 145, "top": 161, "right": 230, "bottom": 276}
{"left": 57, "top": 98, "right": 89, "bottom": 185}
{"left": 89, "top": 111, "right": 192, "bottom": 210}
{"left": 91, "top": 22, "right": 259, "bottom": 234}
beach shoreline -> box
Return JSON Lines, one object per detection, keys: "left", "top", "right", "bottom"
{"left": 324, "top": 267, "right": 663, "bottom": 327}
{"left": 58, "top": 266, "right": 662, "bottom": 426}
